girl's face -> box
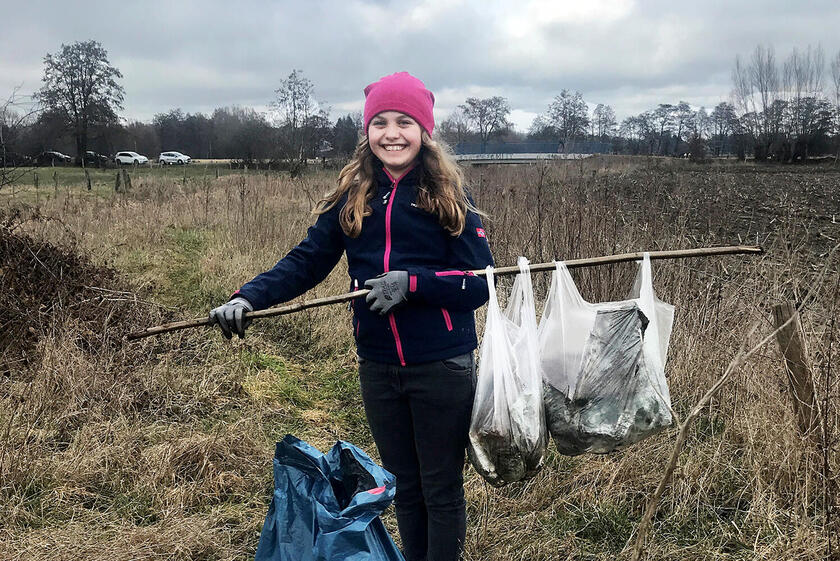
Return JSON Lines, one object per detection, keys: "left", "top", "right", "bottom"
{"left": 368, "top": 111, "right": 423, "bottom": 177}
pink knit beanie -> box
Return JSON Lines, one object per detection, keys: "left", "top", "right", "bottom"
{"left": 363, "top": 72, "right": 435, "bottom": 136}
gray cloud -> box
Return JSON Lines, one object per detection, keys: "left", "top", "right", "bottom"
{"left": 2, "top": 0, "right": 839, "bottom": 131}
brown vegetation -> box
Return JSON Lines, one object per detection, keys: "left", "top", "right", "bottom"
{"left": 0, "top": 157, "right": 838, "bottom": 560}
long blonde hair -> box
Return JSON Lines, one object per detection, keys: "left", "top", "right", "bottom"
{"left": 314, "top": 132, "right": 479, "bottom": 238}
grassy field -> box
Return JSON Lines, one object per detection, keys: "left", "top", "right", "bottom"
{"left": 1, "top": 156, "right": 838, "bottom": 560}
{"left": 2, "top": 161, "right": 293, "bottom": 192}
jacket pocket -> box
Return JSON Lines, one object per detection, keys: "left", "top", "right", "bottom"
{"left": 441, "top": 308, "right": 453, "bottom": 332}
{"left": 441, "top": 352, "right": 473, "bottom": 372}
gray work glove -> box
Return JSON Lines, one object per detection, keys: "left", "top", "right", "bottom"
{"left": 365, "top": 271, "right": 409, "bottom": 315}
{"left": 209, "top": 297, "right": 253, "bottom": 339}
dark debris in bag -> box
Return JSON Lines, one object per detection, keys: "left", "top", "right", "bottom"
{"left": 544, "top": 305, "right": 672, "bottom": 455}
{"left": 468, "top": 428, "right": 543, "bottom": 488}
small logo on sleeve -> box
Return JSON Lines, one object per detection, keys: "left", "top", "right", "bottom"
{"left": 476, "top": 228, "right": 486, "bottom": 238}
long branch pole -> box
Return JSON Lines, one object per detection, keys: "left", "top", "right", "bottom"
{"left": 126, "top": 245, "right": 762, "bottom": 340}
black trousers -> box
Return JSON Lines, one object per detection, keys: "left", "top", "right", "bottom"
{"left": 358, "top": 352, "right": 477, "bottom": 561}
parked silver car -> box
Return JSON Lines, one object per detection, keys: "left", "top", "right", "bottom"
{"left": 114, "top": 151, "right": 149, "bottom": 165}
{"left": 158, "top": 151, "right": 191, "bottom": 165}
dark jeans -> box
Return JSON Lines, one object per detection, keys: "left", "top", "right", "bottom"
{"left": 359, "top": 352, "right": 477, "bottom": 561}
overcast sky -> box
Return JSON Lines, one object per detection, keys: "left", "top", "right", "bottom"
{"left": 2, "top": 0, "right": 839, "bottom": 132}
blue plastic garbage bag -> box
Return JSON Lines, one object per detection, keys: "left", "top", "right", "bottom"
{"left": 255, "top": 434, "right": 405, "bottom": 561}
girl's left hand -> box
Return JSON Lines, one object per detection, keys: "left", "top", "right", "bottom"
{"left": 365, "top": 271, "right": 409, "bottom": 315}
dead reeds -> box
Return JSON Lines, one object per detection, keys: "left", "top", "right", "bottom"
{"left": 1, "top": 158, "right": 838, "bottom": 560}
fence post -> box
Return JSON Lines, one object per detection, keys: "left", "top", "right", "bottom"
{"left": 772, "top": 302, "right": 818, "bottom": 439}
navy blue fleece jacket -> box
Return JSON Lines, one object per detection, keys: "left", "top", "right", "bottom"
{"left": 234, "top": 163, "right": 494, "bottom": 365}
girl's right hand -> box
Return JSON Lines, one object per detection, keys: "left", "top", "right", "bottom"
{"left": 209, "top": 297, "right": 254, "bottom": 339}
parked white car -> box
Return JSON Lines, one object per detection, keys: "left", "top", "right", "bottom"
{"left": 114, "top": 151, "right": 149, "bottom": 165}
{"left": 158, "top": 151, "right": 191, "bottom": 165}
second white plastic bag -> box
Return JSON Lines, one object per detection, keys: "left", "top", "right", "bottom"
{"left": 468, "top": 257, "right": 547, "bottom": 487}
{"left": 537, "top": 253, "right": 675, "bottom": 455}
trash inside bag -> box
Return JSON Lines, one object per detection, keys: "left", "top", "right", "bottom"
{"left": 538, "top": 253, "right": 675, "bottom": 455}
{"left": 255, "top": 434, "right": 405, "bottom": 561}
{"left": 468, "top": 258, "right": 547, "bottom": 487}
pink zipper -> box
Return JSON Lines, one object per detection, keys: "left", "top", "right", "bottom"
{"left": 388, "top": 315, "right": 405, "bottom": 364}
{"left": 441, "top": 308, "right": 453, "bottom": 331}
{"left": 382, "top": 166, "right": 416, "bottom": 367}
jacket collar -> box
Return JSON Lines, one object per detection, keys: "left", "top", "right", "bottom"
{"left": 375, "top": 161, "right": 421, "bottom": 188}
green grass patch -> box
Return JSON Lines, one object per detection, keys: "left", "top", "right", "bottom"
{"left": 547, "top": 501, "right": 635, "bottom": 554}
{"left": 316, "top": 363, "right": 361, "bottom": 402}
{"left": 240, "top": 351, "right": 372, "bottom": 447}
{"left": 18, "top": 481, "right": 49, "bottom": 528}
{"left": 114, "top": 248, "right": 155, "bottom": 278}
{"left": 109, "top": 489, "right": 159, "bottom": 526}
{"left": 241, "top": 351, "right": 314, "bottom": 409}
{"left": 158, "top": 226, "right": 226, "bottom": 311}
{"left": 655, "top": 511, "right": 754, "bottom": 554}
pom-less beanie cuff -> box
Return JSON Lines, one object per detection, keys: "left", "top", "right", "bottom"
{"left": 363, "top": 72, "right": 435, "bottom": 136}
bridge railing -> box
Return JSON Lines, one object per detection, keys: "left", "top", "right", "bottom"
{"left": 453, "top": 140, "right": 613, "bottom": 155}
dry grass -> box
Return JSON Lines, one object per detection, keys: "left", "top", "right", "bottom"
{"left": 1, "top": 157, "right": 838, "bottom": 560}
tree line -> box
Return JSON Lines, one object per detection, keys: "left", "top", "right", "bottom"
{"left": 443, "top": 44, "right": 840, "bottom": 161}
{"left": 2, "top": 40, "right": 840, "bottom": 171}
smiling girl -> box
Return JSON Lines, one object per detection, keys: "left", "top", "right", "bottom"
{"left": 210, "top": 72, "right": 494, "bottom": 561}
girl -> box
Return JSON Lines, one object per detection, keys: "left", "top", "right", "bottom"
{"left": 210, "top": 72, "right": 494, "bottom": 561}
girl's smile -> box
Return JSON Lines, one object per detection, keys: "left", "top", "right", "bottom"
{"left": 368, "top": 111, "right": 423, "bottom": 177}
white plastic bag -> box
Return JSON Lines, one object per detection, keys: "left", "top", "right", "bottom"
{"left": 538, "top": 253, "right": 675, "bottom": 455}
{"left": 468, "top": 257, "right": 547, "bottom": 486}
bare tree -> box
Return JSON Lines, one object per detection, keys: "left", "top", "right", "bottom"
{"left": 732, "top": 45, "right": 780, "bottom": 159}
{"left": 831, "top": 50, "right": 840, "bottom": 158}
{"left": 273, "top": 69, "right": 325, "bottom": 163}
{"left": 546, "top": 90, "right": 589, "bottom": 141}
{"left": 459, "top": 96, "right": 511, "bottom": 152}
{"left": 620, "top": 112, "right": 655, "bottom": 155}
{"left": 37, "top": 40, "right": 124, "bottom": 164}
{"left": 709, "top": 102, "right": 738, "bottom": 156}
{"left": 673, "top": 101, "right": 695, "bottom": 154}
{"left": 437, "top": 107, "right": 472, "bottom": 147}
{"left": 651, "top": 104, "right": 674, "bottom": 155}
{"left": 592, "top": 103, "right": 617, "bottom": 138}
{"left": 784, "top": 45, "right": 826, "bottom": 159}
{"left": 694, "top": 107, "right": 711, "bottom": 138}
{"left": 832, "top": 50, "right": 840, "bottom": 132}
{"left": 1, "top": 88, "right": 40, "bottom": 190}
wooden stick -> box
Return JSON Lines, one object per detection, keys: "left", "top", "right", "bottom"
{"left": 126, "top": 244, "right": 763, "bottom": 340}
{"left": 472, "top": 245, "right": 762, "bottom": 277}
